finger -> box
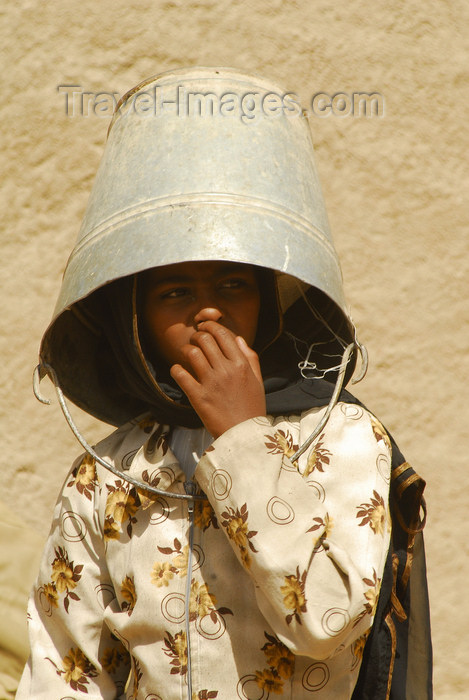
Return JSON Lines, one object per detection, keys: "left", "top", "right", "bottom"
{"left": 195, "top": 320, "right": 242, "bottom": 360}
{"left": 178, "top": 344, "right": 212, "bottom": 381}
{"left": 235, "top": 336, "right": 263, "bottom": 384}
{"left": 170, "top": 363, "right": 201, "bottom": 398}
{"left": 189, "top": 330, "right": 228, "bottom": 368}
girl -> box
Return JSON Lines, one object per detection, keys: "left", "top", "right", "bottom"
{"left": 18, "top": 68, "right": 431, "bottom": 699}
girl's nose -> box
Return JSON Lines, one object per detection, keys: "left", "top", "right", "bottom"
{"left": 193, "top": 307, "right": 223, "bottom": 328}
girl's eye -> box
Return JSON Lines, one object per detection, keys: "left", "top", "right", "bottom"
{"left": 219, "top": 278, "right": 246, "bottom": 290}
{"left": 161, "top": 287, "right": 190, "bottom": 300}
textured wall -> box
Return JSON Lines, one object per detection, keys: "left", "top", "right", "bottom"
{"left": 1, "top": 1, "right": 468, "bottom": 696}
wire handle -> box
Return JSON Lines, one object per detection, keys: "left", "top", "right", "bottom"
{"left": 290, "top": 342, "right": 356, "bottom": 462}
{"left": 34, "top": 339, "right": 364, "bottom": 495}
{"left": 32, "top": 363, "right": 207, "bottom": 502}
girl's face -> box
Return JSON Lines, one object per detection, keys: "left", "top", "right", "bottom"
{"left": 142, "top": 260, "right": 261, "bottom": 369}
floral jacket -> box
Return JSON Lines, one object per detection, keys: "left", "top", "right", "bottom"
{"left": 17, "top": 402, "right": 393, "bottom": 699}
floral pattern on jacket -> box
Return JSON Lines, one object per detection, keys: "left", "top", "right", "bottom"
{"left": 17, "top": 402, "right": 392, "bottom": 699}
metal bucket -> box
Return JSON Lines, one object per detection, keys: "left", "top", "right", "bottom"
{"left": 40, "top": 67, "right": 356, "bottom": 425}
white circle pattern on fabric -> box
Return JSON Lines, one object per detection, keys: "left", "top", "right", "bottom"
{"left": 161, "top": 592, "right": 185, "bottom": 624}
{"left": 322, "top": 607, "right": 351, "bottom": 636}
{"left": 280, "top": 457, "right": 298, "bottom": 473}
{"left": 192, "top": 544, "right": 205, "bottom": 571}
{"left": 302, "top": 662, "right": 330, "bottom": 691}
{"left": 377, "top": 453, "right": 391, "bottom": 483}
{"left": 237, "top": 675, "right": 267, "bottom": 699}
{"left": 195, "top": 611, "right": 226, "bottom": 640}
{"left": 95, "top": 583, "right": 116, "bottom": 610}
{"left": 38, "top": 587, "right": 55, "bottom": 617}
{"left": 252, "top": 416, "right": 272, "bottom": 426}
{"left": 339, "top": 404, "right": 364, "bottom": 420}
{"left": 121, "top": 449, "right": 138, "bottom": 470}
{"left": 306, "top": 479, "right": 326, "bottom": 502}
{"left": 266, "top": 497, "right": 295, "bottom": 524}
{"left": 149, "top": 465, "right": 178, "bottom": 486}
{"left": 60, "top": 511, "right": 87, "bottom": 542}
{"left": 210, "top": 469, "right": 233, "bottom": 500}
{"left": 149, "top": 497, "right": 170, "bottom": 525}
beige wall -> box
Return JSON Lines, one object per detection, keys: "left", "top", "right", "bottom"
{"left": 2, "top": 1, "right": 468, "bottom": 696}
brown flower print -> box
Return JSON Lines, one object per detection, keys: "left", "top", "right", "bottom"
{"left": 49, "top": 546, "right": 83, "bottom": 613}
{"left": 356, "top": 491, "right": 387, "bottom": 535}
{"left": 264, "top": 429, "right": 299, "bottom": 463}
{"left": 189, "top": 580, "right": 217, "bottom": 620}
{"left": 101, "top": 646, "right": 126, "bottom": 675}
{"left": 254, "top": 668, "right": 284, "bottom": 694}
{"left": 151, "top": 561, "right": 178, "bottom": 588}
{"left": 352, "top": 631, "right": 370, "bottom": 660}
{"left": 144, "top": 423, "right": 169, "bottom": 458}
{"left": 261, "top": 632, "right": 295, "bottom": 680}
{"left": 47, "top": 647, "right": 98, "bottom": 694}
{"left": 353, "top": 569, "right": 382, "bottom": 628}
{"left": 306, "top": 513, "right": 334, "bottom": 548}
{"left": 163, "top": 630, "right": 188, "bottom": 676}
{"left": 363, "top": 569, "right": 381, "bottom": 617}
{"left": 130, "top": 656, "right": 143, "bottom": 700}
{"left": 137, "top": 468, "right": 163, "bottom": 510}
{"left": 68, "top": 453, "right": 98, "bottom": 501}
{"left": 281, "top": 567, "right": 308, "bottom": 626}
{"left": 157, "top": 538, "right": 190, "bottom": 577}
{"left": 103, "top": 518, "right": 121, "bottom": 541}
{"left": 188, "top": 579, "right": 233, "bottom": 623}
{"left": 220, "top": 504, "right": 258, "bottom": 568}
{"left": 41, "top": 582, "right": 59, "bottom": 610}
{"left": 105, "top": 486, "right": 138, "bottom": 524}
{"left": 194, "top": 499, "right": 219, "bottom": 531}
{"left": 304, "top": 435, "right": 332, "bottom": 476}
{"left": 121, "top": 575, "right": 137, "bottom": 615}
{"left": 193, "top": 691, "right": 218, "bottom": 699}
{"left": 104, "top": 480, "right": 139, "bottom": 540}
{"left": 370, "top": 415, "right": 392, "bottom": 452}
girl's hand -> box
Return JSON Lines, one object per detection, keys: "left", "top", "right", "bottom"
{"left": 169, "top": 320, "right": 266, "bottom": 438}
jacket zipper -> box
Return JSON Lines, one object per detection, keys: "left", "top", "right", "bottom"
{"left": 184, "top": 481, "right": 196, "bottom": 700}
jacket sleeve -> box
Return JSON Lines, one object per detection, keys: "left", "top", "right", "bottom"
{"left": 15, "top": 453, "right": 130, "bottom": 699}
{"left": 195, "top": 402, "right": 392, "bottom": 661}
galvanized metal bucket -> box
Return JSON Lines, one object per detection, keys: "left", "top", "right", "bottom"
{"left": 39, "top": 67, "right": 356, "bottom": 425}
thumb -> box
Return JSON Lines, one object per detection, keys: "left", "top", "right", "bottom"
{"left": 235, "top": 336, "right": 263, "bottom": 384}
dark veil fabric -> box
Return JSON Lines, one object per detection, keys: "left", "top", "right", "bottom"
{"left": 93, "top": 275, "right": 200, "bottom": 428}
{"left": 351, "top": 432, "right": 433, "bottom": 700}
